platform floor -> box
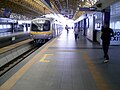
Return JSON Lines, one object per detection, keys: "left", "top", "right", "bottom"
{"left": 1, "top": 30, "right": 120, "bottom": 90}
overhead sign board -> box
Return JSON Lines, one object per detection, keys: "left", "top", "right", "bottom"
{"left": 0, "top": 8, "right": 11, "bottom": 18}
{"left": 79, "top": 7, "right": 97, "bottom": 11}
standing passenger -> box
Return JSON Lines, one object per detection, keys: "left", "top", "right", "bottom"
{"left": 74, "top": 26, "right": 79, "bottom": 41}
{"left": 101, "top": 23, "right": 114, "bottom": 63}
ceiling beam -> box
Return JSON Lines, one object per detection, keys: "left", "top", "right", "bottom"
{"left": 0, "top": 0, "right": 40, "bottom": 18}
{"left": 0, "top": 0, "right": 54, "bottom": 19}
{"left": 50, "top": 0, "right": 61, "bottom": 13}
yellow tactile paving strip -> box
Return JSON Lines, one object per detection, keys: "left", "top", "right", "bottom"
{"left": 82, "top": 51, "right": 109, "bottom": 90}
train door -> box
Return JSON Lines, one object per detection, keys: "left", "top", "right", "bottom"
{"left": 52, "top": 23, "right": 56, "bottom": 37}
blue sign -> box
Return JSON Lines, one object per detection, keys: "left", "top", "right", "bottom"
{"left": 0, "top": 8, "right": 11, "bottom": 18}
{"left": 4, "top": 8, "right": 11, "bottom": 18}
{"left": 79, "top": 7, "right": 97, "bottom": 11}
{"left": 110, "top": 30, "right": 120, "bottom": 45}
{"left": 111, "top": 31, "right": 120, "bottom": 41}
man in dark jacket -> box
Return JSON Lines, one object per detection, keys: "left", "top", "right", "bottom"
{"left": 101, "top": 23, "right": 114, "bottom": 63}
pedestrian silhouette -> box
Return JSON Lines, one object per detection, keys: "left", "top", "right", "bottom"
{"left": 74, "top": 26, "right": 79, "bottom": 41}
{"left": 65, "top": 25, "right": 69, "bottom": 34}
{"left": 101, "top": 23, "right": 114, "bottom": 63}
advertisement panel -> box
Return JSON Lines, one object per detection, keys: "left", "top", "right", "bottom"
{"left": 110, "top": 29, "right": 120, "bottom": 45}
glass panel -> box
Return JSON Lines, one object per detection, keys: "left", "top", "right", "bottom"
{"left": 31, "top": 20, "right": 50, "bottom": 31}
{"left": 0, "top": 25, "right": 2, "bottom": 29}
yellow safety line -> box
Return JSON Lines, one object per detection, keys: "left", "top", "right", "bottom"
{"left": 47, "top": 49, "right": 81, "bottom": 52}
{"left": 40, "top": 54, "right": 53, "bottom": 62}
{"left": 82, "top": 51, "right": 109, "bottom": 90}
{"left": 0, "top": 38, "right": 58, "bottom": 90}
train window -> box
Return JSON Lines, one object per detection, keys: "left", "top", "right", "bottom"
{"left": 43, "top": 20, "right": 50, "bottom": 31}
{"left": 43, "top": 24, "right": 50, "bottom": 31}
{"left": 6, "top": 25, "right": 9, "bottom": 28}
{"left": 3, "top": 25, "right": 6, "bottom": 29}
{"left": 31, "top": 23, "right": 39, "bottom": 31}
{"left": 31, "top": 20, "right": 50, "bottom": 31}
{"left": 0, "top": 25, "right": 2, "bottom": 29}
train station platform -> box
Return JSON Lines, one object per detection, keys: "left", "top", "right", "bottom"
{"left": 1, "top": 30, "right": 120, "bottom": 90}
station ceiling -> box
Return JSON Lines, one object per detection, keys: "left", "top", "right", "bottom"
{"left": 0, "top": 0, "right": 119, "bottom": 20}
{"left": 51, "top": 0, "right": 98, "bottom": 19}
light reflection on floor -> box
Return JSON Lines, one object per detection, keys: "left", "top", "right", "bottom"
{"left": 56, "top": 29, "right": 77, "bottom": 47}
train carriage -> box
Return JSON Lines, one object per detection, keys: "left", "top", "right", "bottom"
{"left": 30, "top": 17, "right": 63, "bottom": 43}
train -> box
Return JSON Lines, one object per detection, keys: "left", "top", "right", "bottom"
{"left": 30, "top": 17, "right": 63, "bottom": 43}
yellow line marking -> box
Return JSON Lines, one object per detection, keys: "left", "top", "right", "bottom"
{"left": 40, "top": 54, "right": 53, "bottom": 62}
{"left": 0, "top": 37, "right": 58, "bottom": 90}
{"left": 46, "top": 49, "right": 81, "bottom": 52}
{"left": 82, "top": 51, "right": 109, "bottom": 90}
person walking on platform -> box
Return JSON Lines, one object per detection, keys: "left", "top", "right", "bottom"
{"left": 101, "top": 23, "right": 114, "bottom": 63}
{"left": 65, "top": 25, "right": 69, "bottom": 34}
{"left": 74, "top": 26, "right": 79, "bottom": 41}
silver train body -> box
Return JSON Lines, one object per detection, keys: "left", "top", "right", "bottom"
{"left": 30, "top": 17, "right": 63, "bottom": 40}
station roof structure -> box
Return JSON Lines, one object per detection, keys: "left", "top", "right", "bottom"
{"left": 0, "top": 0, "right": 119, "bottom": 20}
